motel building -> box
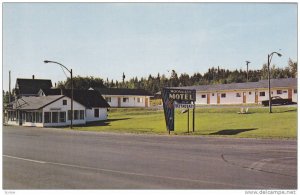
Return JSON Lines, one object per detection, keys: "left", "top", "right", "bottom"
{"left": 92, "top": 88, "right": 153, "bottom": 108}
{"left": 177, "top": 78, "right": 297, "bottom": 105}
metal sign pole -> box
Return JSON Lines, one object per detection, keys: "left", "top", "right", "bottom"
{"left": 187, "top": 108, "right": 189, "bottom": 133}
{"left": 193, "top": 101, "right": 195, "bottom": 132}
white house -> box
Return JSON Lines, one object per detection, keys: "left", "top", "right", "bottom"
{"left": 93, "top": 88, "right": 153, "bottom": 108}
{"left": 7, "top": 89, "right": 110, "bottom": 127}
{"left": 177, "top": 78, "right": 297, "bottom": 105}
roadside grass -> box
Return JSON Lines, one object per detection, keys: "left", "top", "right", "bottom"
{"left": 74, "top": 106, "right": 297, "bottom": 138}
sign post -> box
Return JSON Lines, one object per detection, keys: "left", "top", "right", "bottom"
{"left": 162, "top": 88, "right": 196, "bottom": 133}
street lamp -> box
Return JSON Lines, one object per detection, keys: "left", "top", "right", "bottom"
{"left": 267, "top": 52, "right": 282, "bottom": 113}
{"left": 245, "top": 61, "right": 251, "bottom": 82}
{"left": 44, "top": 60, "right": 73, "bottom": 128}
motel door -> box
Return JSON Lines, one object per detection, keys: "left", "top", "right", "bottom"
{"left": 207, "top": 94, "right": 210, "bottom": 104}
{"left": 255, "top": 92, "right": 258, "bottom": 104}
{"left": 145, "top": 98, "right": 148, "bottom": 107}
{"left": 217, "top": 93, "right": 220, "bottom": 104}
{"left": 118, "top": 97, "right": 121, "bottom": 107}
{"left": 288, "top": 89, "right": 293, "bottom": 99}
{"left": 243, "top": 92, "right": 246, "bottom": 104}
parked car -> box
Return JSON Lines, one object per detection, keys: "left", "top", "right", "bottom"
{"left": 261, "top": 96, "right": 293, "bottom": 106}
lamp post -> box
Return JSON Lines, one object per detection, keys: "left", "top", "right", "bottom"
{"left": 267, "top": 52, "right": 282, "bottom": 113}
{"left": 245, "top": 61, "right": 251, "bottom": 82}
{"left": 44, "top": 60, "right": 73, "bottom": 128}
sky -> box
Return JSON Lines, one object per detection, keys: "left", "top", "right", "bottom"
{"left": 2, "top": 2, "right": 298, "bottom": 91}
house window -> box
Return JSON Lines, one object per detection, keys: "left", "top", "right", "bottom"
{"left": 294, "top": 89, "right": 297, "bottom": 94}
{"left": 59, "top": 112, "right": 66, "bottom": 123}
{"left": 137, "top": 97, "right": 143, "bottom": 103}
{"left": 63, "top": 100, "right": 67, "bottom": 105}
{"left": 68, "top": 110, "right": 72, "bottom": 120}
{"left": 44, "top": 112, "right": 51, "bottom": 123}
{"left": 236, "top": 93, "right": 241, "bottom": 97}
{"left": 105, "top": 97, "right": 111, "bottom": 102}
{"left": 36, "top": 112, "right": 42, "bottom": 123}
{"left": 94, "top": 108, "right": 99, "bottom": 117}
{"left": 123, "top": 98, "right": 129, "bottom": 103}
{"left": 52, "top": 112, "right": 59, "bottom": 123}
{"left": 277, "top": 90, "right": 282, "bottom": 94}
{"left": 74, "top": 110, "right": 79, "bottom": 120}
{"left": 259, "top": 92, "right": 265, "bottom": 97}
{"left": 80, "top": 110, "right": 84, "bottom": 120}
{"left": 26, "top": 112, "right": 32, "bottom": 122}
{"left": 201, "top": 94, "right": 206, "bottom": 98}
{"left": 221, "top": 93, "right": 226, "bottom": 98}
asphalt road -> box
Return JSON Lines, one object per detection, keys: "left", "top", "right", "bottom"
{"left": 3, "top": 126, "right": 297, "bottom": 189}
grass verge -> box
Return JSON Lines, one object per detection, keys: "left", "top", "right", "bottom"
{"left": 73, "top": 106, "right": 297, "bottom": 139}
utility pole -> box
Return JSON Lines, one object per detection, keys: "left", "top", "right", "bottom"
{"left": 246, "top": 61, "right": 251, "bottom": 82}
{"left": 9, "top": 70, "right": 11, "bottom": 103}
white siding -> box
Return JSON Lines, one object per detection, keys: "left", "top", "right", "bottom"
{"left": 43, "top": 97, "right": 86, "bottom": 126}
{"left": 102, "top": 95, "right": 150, "bottom": 107}
{"left": 86, "top": 108, "right": 108, "bottom": 122}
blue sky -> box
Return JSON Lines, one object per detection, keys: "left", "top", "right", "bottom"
{"left": 2, "top": 3, "right": 297, "bottom": 91}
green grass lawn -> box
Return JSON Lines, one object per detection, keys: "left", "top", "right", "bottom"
{"left": 74, "top": 106, "right": 297, "bottom": 139}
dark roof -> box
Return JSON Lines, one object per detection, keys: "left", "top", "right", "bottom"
{"left": 12, "top": 95, "right": 64, "bottom": 110}
{"left": 39, "top": 88, "right": 110, "bottom": 108}
{"left": 16, "top": 78, "right": 52, "bottom": 96}
{"left": 172, "top": 78, "right": 297, "bottom": 92}
{"left": 94, "top": 88, "right": 153, "bottom": 96}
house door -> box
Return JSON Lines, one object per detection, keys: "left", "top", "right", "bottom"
{"left": 217, "top": 93, "right": 220, "bottom": 104}
{"left": 288, "top": 89, "right": 293, "bottom": 99}
{"left": 207, "top": 94, "right": 210, "bottom": 104}
{"left": 255, "top": 92, "right": 258, "bottom": 104}
{"left": 243, "top": 92, "right": 246, "bottom": 103}
{"left": 145, "top": 98, "right": 148, "bottom": 107}
{"left": 118, "top": 97, "right": 121, "bottom": 107}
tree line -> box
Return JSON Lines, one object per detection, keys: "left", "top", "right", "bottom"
{"left": 57, "top": 58, "right": 297, "bottom": 95}
{"left": 3, "top": 58, "right": 297, "bottom": 105}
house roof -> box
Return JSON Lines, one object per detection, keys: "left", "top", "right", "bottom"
{"left": 39, "top": 88, "right": 110, "bottom": 108}
{"left": 94, "top": 88, "right": 153, "bottom": 96}
{"left": 16, "top": 78, "right": 52, "bottom": 96}
{"left": 12, "top": 95, "right": 64, "bottom": 110}
{"left": 171, "top": 78, "right": 297, "bottom": 92}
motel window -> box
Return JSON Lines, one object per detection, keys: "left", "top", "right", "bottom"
{"left": 80, "top": 110, "right": 84, "bottom": 120}
{"left": 212, "top": 93, "right": 214, "bottom": 96}
{"left": 259, "top": 92, "right": 265, "bottom": 97}
{"left": 74, "top": 110, "right": 79, "bottom": 120}
{"left": 201, "top": 94, "right": 206, "bottom": 98}
{"left": 52, "top": 112, "right": 59, "bottom": 123}
{"left": 283, "top": 90, "right": 287, "bottom": 94}
{"left": 105, "top": 97, "right": 111, "bottom": 102}
{"left": 236, "top": 93, "right": 241, "bottom": 97}
{"left": 249, "top": 92, "right": 252, "bottom": 95}
{"left": 294, "top": 89, "right": 297, "bottom": 94}
{"left": 137, "top": 97, "right": 143, "bottom": 103}
{"left": 59, "top": 112, "right": 66, "bottom": 123}
{"left": 44, "top": 112, "right": 51, "bottom": 123}
{"left": 94, "top": 109, "right": 99, "bottom": 118}
{"left": 63, "top": 100, "right": 67, "bottom": 105}
{"left": 221, "top": 93, "right": 226, "bottom": 98}
{"left": 123, "top": 98, "right": 129, "bottom": 103}
{"left": 277, "top": 90, "right": 282, "bottom": 95}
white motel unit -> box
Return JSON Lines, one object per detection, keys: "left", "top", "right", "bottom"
{"left": 93, "top": 88, "right": 152, "bottom": 108}
{"left": 178, "top": 78, "right": 297, "bottom": 105}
